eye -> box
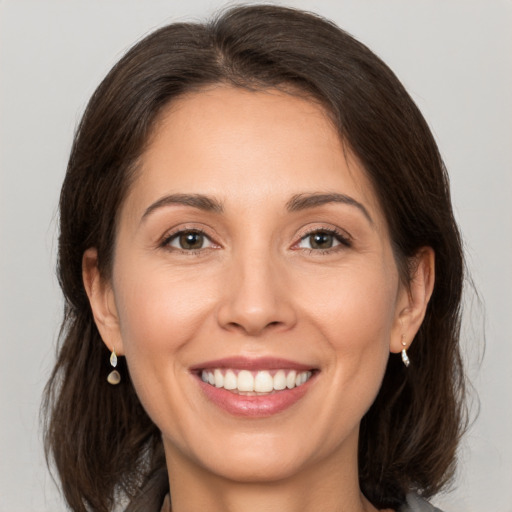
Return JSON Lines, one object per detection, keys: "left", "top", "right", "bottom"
{"left": 296, "top": 229, "right": 350, "bottom": 251}
{"left": 165, "top": 230, "right": 214, "bottom": 251}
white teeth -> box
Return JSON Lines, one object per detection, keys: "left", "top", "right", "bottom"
{"left": 214, "top": 369, "right": 224, "bottom": 388}
{"left": 200, "top": 368, "right": 313, "bottom": 393}
{"left": 273, "top": 370, "right": 287, "bottom": 391}
{"left": 254, "top": 371, "right": 274, "bottom": 392}
{"left": 286, "top": 370, "right": 296, "bottom": 389}
{"left": 237, "top": 370, "right": 254, "bottom": 392}
{"left": 223, "top": 369, "right": 237, "bottom": 390}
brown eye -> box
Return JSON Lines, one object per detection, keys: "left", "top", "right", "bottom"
{"left": 296, "top": 229, "right": 350, "bottom": 251}
{"left": 167, "top": 230, "right": 212, "bottom": 250}
{"left": 309, "top": 232, "right": 334, "bottom": 249}
{"left": 180, "top": 232, "right": 204, "bottom": 249}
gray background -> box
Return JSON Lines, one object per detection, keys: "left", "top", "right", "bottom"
{"left": 1, "top": 1, "right": 511, "bottom": 510}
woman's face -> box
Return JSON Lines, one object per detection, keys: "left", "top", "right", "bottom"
{"left": 99, "top": 87, "right": 409, "bottom": 482}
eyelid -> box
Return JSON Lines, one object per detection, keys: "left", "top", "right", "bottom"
{"left": 159, "top": 224, "right": 221, "bottom": 251}
{"left": 157, "top": 223, "right": 352, "bottom": 253}
{"left": 292, "top": 225, "right": 353, "bottom": 250}
{"left": 167, "top": 230, "right": 214, "bottom": 250}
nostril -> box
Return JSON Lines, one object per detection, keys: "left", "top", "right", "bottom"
{"left": 233, "top": 319, "right": 286, "bottom": 335}
{"left": 216, "top": 286, "right": 298, "bottom": 335}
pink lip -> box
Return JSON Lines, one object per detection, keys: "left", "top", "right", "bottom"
{"left": 191, "top": 357, "right": 318, "bottom": 418}
{"left": 190, "top": 356, "right": 314, "bottom": 372}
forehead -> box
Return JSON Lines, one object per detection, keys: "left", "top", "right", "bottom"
{"left": 123, "top": 86, "right": 384, "bottom": 225}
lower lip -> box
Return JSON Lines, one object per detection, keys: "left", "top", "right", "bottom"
{"left": 196, "top": 376, "right": 315, "bottom": 417}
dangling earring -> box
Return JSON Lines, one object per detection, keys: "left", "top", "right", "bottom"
{"left": 107, "top": 347, "right": 121, "bottom": 385}
{"left": 401, "top": 335, "right": 410, "bottom": 367}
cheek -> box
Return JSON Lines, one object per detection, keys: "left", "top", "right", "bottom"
{"left": 301, "top": 260, "right": 397, "bottom": 409}
{"left": 114, "top": 263, "right": 210, "bottom": 344}
{"left": 110, "top": 263, "right": 220, "bottom": 434}
{"left": 306, "top": 261, "right": 398, "bottom": 349}
{"left": 111, "top": 261, "right": 218, "bottom": 393}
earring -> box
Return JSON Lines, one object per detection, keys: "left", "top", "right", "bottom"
{"left": 107, "top": 347, "right": 121, "bottom": 385}
{"left": 401, "top": 335, "right": 410, "bottom": 367}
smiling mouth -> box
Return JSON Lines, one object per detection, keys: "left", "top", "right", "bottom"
{"left": 199, "top": 368, "right": 314, "bottom": 395}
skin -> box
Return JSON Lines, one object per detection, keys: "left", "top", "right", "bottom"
{"left": 84, "top": 86, "right": 434, "bottom": 512}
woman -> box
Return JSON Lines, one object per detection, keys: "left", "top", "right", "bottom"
{"left": 43, "top": 5, "right": 466, "bottom": 512}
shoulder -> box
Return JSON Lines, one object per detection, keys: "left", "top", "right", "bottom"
{"left": 399, "top": 493, "right": 445, "bottom": 512}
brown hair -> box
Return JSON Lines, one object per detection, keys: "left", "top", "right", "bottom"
{"left": 43, "top": 5, "right": 467, "bottom": 511}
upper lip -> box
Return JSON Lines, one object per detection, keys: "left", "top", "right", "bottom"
{"left": 190, "top": 356, "right": 316, "bottom": 372}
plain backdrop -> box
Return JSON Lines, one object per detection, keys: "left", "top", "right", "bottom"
{"left": 1, "top": 1, "right": 511, "bottom": 511}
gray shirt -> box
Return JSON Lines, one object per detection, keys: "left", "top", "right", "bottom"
{"left": 400, "top": 493, "right": 444, "bottom": 512}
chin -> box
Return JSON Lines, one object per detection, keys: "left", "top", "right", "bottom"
{"left": 202, "top": 452, "right": 307, "bottom": 484}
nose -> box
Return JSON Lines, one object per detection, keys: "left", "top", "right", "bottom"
{"left": 216, "top": 251, "right": 297, "bottom": 337}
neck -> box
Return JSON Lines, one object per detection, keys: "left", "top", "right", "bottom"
{"left": 163, "top": 432, "right": 383, "bottom": 512}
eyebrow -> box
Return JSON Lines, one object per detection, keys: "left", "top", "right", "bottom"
{"left": 286, "top": 193, "right": 373, "bottom": 224}
{"left": 141, "top": 191, "right": 372, "bottom": 224}
{"left": 141, "top": 193, "right": 224, "bottom": 221}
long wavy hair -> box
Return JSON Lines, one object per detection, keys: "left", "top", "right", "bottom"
{"left": 43, "top": 5, "right": 467, "bottom": 511}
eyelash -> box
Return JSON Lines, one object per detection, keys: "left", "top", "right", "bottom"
{"left": 160, "top": 228, "right": 217, "bottom": 255}
{"left": 294, "top": 226, "right": 352, "bottom": 254}
{"left": 159, "top": 226, "right": 352, "bottom": 255}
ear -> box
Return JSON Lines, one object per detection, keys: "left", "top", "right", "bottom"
{"left": 82, "top": 248, "right": 124, "bottom": 355}
{"left": 390, "top": 247, "right": 435, "bottom": 353}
